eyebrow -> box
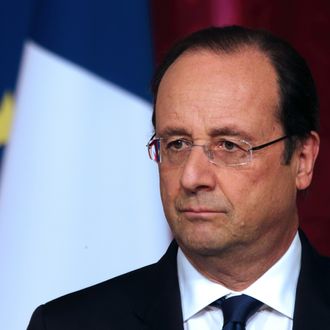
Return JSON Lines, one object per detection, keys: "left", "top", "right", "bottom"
{"left": 157, "top": 127, "right": 191, "bottom": 138}
{"left": 157, "top": 126, "right": 255, "bottom": 142}
{"left": 208, "top": 127, "right": 255, "bottom": 142}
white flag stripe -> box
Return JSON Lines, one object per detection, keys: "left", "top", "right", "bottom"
{"left": 0, "top": 41, "right": 170, "bottom": 329}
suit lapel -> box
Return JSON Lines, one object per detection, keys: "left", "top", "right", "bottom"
{"left": 133, "top": 241, "right": 184, "bottom": 330}
{"left": 293, "top": 231, "right": 330, "bottom": 329}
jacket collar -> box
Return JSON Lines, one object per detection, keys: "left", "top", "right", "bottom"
{"left": 293, "top": 230, "right": 330, "bottom": 329}
{"left": 134, "top": 240, "right": 184, "bottom": 330}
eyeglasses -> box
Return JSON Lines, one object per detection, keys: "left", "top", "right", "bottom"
{"left": 147, "top": 134, "right": 289, "bottom": 167}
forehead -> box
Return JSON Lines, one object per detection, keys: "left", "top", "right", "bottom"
{"left": 155, "top": 48, "right": 281, "bottom": 140}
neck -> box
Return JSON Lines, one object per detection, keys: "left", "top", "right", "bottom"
{"left": 181, "top": 227, "right": 298, "bottom": 291}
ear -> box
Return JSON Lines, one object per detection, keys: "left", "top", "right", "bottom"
{"left": 295, "top": 131, "right": 320, "bottom": 190}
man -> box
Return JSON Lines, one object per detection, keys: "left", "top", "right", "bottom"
{"left": 28, "top": 26, "right": 329, "bottom": 330}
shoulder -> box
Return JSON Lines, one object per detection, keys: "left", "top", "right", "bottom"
{"left": 27, "top": 241, "right": 179, "bottom": 330}
{"left": 52, "top": 261, "right": 162, "bottom": 307}
{"left": 27, "top": 263, "right": 155, "bottom": 329}
{"left": 293, "top": 231, "right": 330, "bottom": 327}
{"left": 300, "top": 230, "right": 330, "bottom": 280}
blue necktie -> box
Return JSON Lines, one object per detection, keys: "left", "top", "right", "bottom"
{"left": 212, "top": 294, "right": 263, "bottom": 330}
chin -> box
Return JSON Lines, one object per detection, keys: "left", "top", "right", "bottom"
{"left": 176, "top": 231, "right": 231, "bottom": 257}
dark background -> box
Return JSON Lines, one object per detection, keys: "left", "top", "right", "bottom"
{"left": 150, "top": 0, "right": 330, "bottom": 255}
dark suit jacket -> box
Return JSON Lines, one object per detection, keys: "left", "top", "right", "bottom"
{"left": 27, "top": 232, "right": 330, "bottom": 330}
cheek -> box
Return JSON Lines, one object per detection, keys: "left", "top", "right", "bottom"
{"left": 159, "top": 167, "right": 180, "bottom": 210}
{"left": 225, "top": 164, "right": 295, "bottom": 220}
{"left": 219, "top": 168, "right": 260, "bottom": 200}
{"left": 219, "top": 167, "right": 272, "bottom": 217}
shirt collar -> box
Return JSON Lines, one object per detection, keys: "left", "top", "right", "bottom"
{"left": 177, "top": 232, "right": 301, "bottom": 322}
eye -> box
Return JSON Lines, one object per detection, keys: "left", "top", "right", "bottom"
{"left": 166, "top": 139, "right": 190, "bottom": 151}
{"left": 218, "top": 140, "right": 240, "bottom": 152}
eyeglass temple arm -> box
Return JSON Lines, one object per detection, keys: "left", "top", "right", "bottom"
{"left": 250, "top": 136, "right": 288, "bottom": 151}
{"left": 146, "top": 133, "right": 156, "bottom": 147}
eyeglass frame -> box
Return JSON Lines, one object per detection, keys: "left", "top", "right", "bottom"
{"left": 146, "top": 134, "right": 289, "bottom": 167}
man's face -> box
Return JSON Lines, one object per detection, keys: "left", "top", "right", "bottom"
{"left": 155, "top": 48, "right": 303, "bottom": 261}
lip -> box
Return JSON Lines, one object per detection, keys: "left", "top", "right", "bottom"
{"left": 180, "top": 208, "right": 226, "bottom": 218}
{"left": 181, "top": 208, "right": 221, "bottom": 213}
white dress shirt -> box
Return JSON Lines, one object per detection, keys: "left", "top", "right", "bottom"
{"left": 177, "top": 232, "right": 301, "bottom": 330}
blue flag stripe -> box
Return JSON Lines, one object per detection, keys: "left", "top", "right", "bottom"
{"left": 30, "top": 0, "right": 154, "bottom": 101}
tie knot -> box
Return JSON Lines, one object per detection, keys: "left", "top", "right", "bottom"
{"left": 218, "top": 294, "right": 263, "bottom": 329}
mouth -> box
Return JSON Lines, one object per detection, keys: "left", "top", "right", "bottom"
{"left": 179, "top": 208, "right": 226, "bottom": 219}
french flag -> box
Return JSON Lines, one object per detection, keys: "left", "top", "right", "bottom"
{"left": 0, "top": 1, "right": 171, "bottom": 329}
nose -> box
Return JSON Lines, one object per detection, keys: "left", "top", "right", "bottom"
{"left": 180, "top": 145, "right": 217, "bottom": 193}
